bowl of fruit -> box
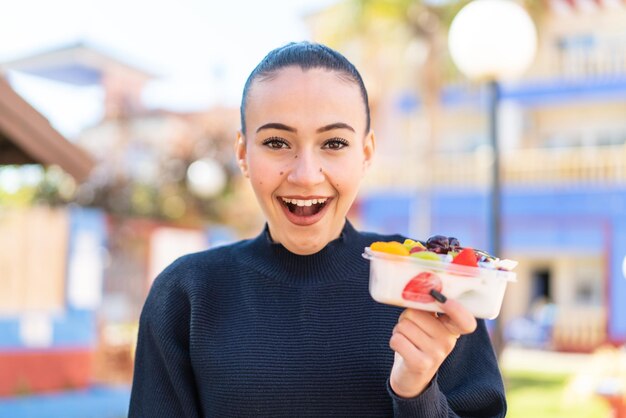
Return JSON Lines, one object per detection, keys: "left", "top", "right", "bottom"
{"left": 362, "top": 235, "right": 517, "bottom": 319}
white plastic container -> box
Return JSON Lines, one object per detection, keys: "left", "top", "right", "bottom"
{"left": 362, "top": 247, "right": 516, "bottom": 319}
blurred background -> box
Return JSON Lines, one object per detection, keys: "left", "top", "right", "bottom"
{"left": 1, "top": 0, "right": 625, "bottom": 417}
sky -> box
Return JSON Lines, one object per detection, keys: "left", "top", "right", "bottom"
{"left": 0, "top": 0, "right": 338, "bottom": 137}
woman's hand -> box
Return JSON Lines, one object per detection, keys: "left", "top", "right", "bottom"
{"left": 389, "top": 296, "right": 477, "bottom": 398}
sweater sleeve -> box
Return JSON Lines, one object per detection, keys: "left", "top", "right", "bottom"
{"left": 387, "top": 319, "right": 507, "bottom": 417}
{"left": 128, "top": 265, "right": 202, "bottom": 418}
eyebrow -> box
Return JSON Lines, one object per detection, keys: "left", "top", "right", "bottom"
{"left": 256, "top": 123, "right": 297, "bottom": 133}
{"left": 255, "top": 122, "right": 356, "bottom": 134}
{"left": 316, "top": 122, "right": 355, "bottom": 133}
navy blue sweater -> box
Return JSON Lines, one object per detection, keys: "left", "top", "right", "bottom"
{"left": 129, "top": 220, "right": 506, "bottom": 417}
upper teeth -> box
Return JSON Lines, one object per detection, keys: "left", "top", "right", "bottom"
{"left": 282, "top": 197, "right": 328, "bottom": 206}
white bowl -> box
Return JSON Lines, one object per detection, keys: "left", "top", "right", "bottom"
{"left": 362, "top": 247, "right": 516, "bottom": 319}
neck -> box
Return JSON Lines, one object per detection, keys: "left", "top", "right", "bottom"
{"left": 239, "top": 219, "right": 365, "bottom": 286}
{"left": 266, "top": 219, "right": 347, "bottom": 256}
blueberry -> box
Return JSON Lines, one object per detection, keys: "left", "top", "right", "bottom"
{"left": 426, "top": 235, "right": 450, "bottom": 254}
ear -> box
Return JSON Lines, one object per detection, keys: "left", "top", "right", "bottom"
{"left": 362, "top": 130, "right": 376, "bottom": 173}
{"left": 235, "top": 131, "right": 249, "bottom": 178}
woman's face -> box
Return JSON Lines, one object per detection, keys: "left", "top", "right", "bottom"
{"left": 236, "top": 66, "right": 375, "bottom": 255}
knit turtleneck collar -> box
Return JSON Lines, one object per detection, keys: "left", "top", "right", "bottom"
{"left": 238, "top": 219, "right": 367, "bottom": 286}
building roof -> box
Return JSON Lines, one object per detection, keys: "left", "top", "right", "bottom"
{"left": 0, "top": 42, "right": 154, "bottom": 86}
{"left": 0, "top": 75, "right": 95, "bottom": 181}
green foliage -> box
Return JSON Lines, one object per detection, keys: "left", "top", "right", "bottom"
{"left": 504, "top": 370, "right": 611, "bottom": 418}
{"left": 0, "top": 186, "right": 38, "bottom": 207}
{"left": 350, "top": 0, "right": 473, "bottom": 29}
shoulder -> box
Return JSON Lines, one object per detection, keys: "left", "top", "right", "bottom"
{"left": 149, "top": 238, "right": 251, "bottom": 294}
{"left": 356, "top": 228, "right": 407, "bottom": 247}
{"left": 141, "top": 238, "right": 253, "bottom": 318}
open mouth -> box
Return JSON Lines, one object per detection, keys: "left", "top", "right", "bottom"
{"left": 278, "top": 196, "right": 332, "bottom": 226}
{"left": 281, "top": 197, "right": 329, "bottom": 216}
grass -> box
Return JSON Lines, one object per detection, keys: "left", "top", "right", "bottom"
{"left": 504, "top": 369, "right": 611, "bottom": 418}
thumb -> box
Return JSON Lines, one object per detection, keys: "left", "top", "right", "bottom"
{"left": 431, "top": 290, "right": 477, "bottom": 335}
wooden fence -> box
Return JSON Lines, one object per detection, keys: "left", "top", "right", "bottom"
{"left": 0, "top": 207, "right": 68, "bottom": 315}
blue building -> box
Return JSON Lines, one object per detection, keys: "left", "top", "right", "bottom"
{"left": 350, "top": 4, "right": 626, "bottom": 351}
{"left": 357, "top": 184, "right": 626, "bottom": 350}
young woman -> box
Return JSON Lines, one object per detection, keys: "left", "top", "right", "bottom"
{"left": 129, "top": 42, "right": 506, "bottom": 417}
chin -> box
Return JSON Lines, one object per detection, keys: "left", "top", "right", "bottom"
{"left": 283, "top": 234, "right": 327, "bottom": 256}
{"left": 268, "top": 205, "right": 344, "bottom": 255}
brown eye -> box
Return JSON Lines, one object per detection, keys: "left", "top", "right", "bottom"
{"left": 262, "top": 137, "right": 290, "bottom": 149}
{"left": 322, "top": 138, "right": 349, "bottom": 150}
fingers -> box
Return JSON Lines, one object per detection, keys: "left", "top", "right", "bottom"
{"left": 398, "top": 309, "right": 448, "bottom": 340}
{"left": 388, "top": 298, "right": 478, "bottom": 399}
{"left": 398, "top": 296, "right": 477, "bottom": 341}
{"left": 436, "top": 297, "right": 477, "bottom": 335}
{"left": 389, "top": 330, "right": 437, "bottom": 373}
{"left": 393, "top": 315, "right": 455, "bottom": 361}
{"left": 389, "top": 305, "right": 471, "bottom": 398}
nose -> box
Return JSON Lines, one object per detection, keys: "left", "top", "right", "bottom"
{"left": 286, "top": 150, "right": 325, "bottom": 187}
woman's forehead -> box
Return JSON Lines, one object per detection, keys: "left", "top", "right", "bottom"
{"left": 245, "top": 67, "right": 367, "bottom": 132}
{"left": 251, "top": 66, "right": 359, "bottom": 97}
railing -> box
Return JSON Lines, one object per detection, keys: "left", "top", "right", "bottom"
{"left": 363, "top": 144, "right": 626, "bottom": 190}
{"left": 551, "top": 306, "right": 607, "bottom": 353}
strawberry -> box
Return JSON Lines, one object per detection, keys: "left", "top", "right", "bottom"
{"left": 451, "top": 247, "right": 478, "bottom": 267}
{"left": 402, "top": 272, "right": 442, "bottom": 303}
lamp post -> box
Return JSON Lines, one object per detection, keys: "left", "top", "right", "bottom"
{"left": 448, "top": 0, "right": 537, "bottom": 355}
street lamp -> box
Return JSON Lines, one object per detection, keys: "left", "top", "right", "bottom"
{"left": 448, "top": 0, "right": 537, "bottom": 259}
{"left": 448, "top": 0, "right": 537, "bottom": 355}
